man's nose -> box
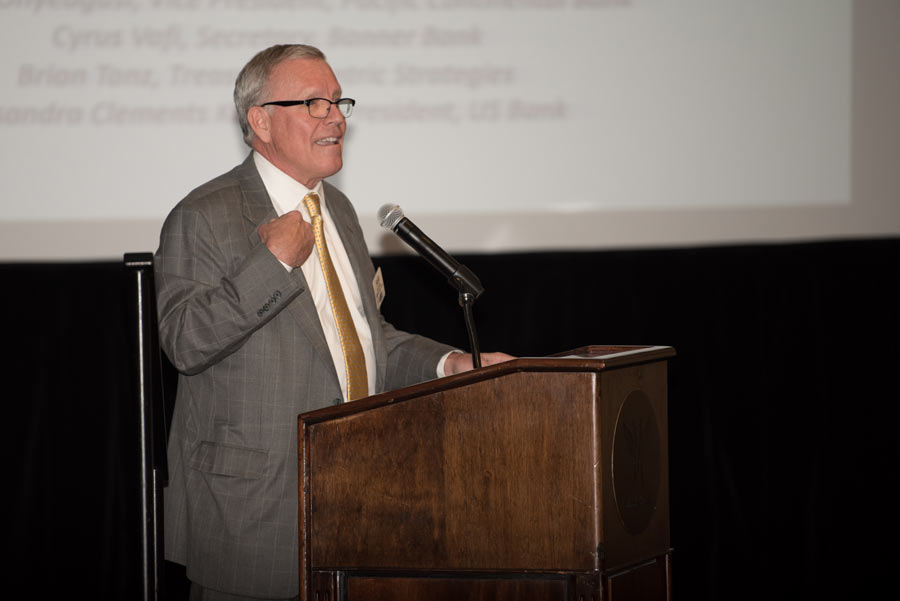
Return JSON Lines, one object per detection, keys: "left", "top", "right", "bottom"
{"left": 324, "top": 102, "right": 346, "bottom": 124}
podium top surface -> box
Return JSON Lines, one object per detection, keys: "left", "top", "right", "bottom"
{"left": 548, "top": 344, "right": 675, "bottom": 361}
{"left": 299, "top": 345, "right": 674, "bottom": 426}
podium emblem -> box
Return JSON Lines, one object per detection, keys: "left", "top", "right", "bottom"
{"left": 612, "top": 390, "right": 661, "bottom": 535}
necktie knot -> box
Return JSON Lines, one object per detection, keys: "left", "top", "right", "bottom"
{"left": 303, "top": 192, "right": 321, "bottom": 220}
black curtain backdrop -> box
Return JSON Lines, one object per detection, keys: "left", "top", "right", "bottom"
{"left": 3, "top": 238, "right": 898, "bottom": 600}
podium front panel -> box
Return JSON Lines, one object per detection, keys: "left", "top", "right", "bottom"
{"left": 306, "top": 371, "right": 600, "bottom": 571}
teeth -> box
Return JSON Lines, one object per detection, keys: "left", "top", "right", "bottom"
{"left": 316, "top": 137, "right": 339, "bottom": 145}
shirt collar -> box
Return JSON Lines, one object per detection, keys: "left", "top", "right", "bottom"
{"left": 253, "top": 151, "right": 325, "bottom": 217}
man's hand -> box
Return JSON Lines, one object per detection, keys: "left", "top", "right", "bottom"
{"left": 444, "top": 351, "right": 516, "bottom": 376}
{"left": 258, "top": 211, "right": 315, "bottom": 268}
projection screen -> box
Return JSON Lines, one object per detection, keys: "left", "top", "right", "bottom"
{"left": 1, "top": 0, "right": 897, "bottom": 260}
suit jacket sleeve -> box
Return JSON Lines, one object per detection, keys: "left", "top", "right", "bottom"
{"left": 381, "top": 317, "right": 455, "bottom": 391}
{"left": 154, "top": 171, "right": 302, "bottom": 375}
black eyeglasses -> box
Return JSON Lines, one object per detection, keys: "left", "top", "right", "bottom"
{"left": 259, "top": 98, "right": 356, "bottom": 119}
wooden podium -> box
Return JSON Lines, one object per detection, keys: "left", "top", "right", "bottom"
{"left": 297, "top": 345, "right": 674, "bottom": 601}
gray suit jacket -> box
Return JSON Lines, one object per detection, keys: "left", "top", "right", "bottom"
{"left": 154, "top": 154, "right": 453, "bottom": 598}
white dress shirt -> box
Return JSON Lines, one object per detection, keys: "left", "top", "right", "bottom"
{"left": 254, "top": 152, "right": 377, "bottom": 401}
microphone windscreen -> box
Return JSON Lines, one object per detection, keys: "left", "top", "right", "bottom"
{"left": 378, "top": 204, "right": 405, "bottom": 230}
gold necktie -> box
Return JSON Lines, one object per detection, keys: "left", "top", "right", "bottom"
{"left": 303, "top": 192, "right": 369, "bottom": 401}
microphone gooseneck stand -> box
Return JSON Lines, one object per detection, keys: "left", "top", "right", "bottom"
{"left": 448, "top": 264, "right": 483, "bottom": 369}
{"left": 459, "top": 290, "right": 481, "bottom": 369}
{"left": 445, "top": 261, "right": 484, "bottom": 370}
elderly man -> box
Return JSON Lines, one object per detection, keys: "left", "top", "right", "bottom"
{"left": 154, "top": 44, "right": 510, "bottom": 600}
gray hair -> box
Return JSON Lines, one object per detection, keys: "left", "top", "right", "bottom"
{"left": 234, "top": 44, "right": 327, "bottom": 146}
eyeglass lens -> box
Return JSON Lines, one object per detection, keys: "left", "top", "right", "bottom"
{"left": 309, "top": 99, "right": 353, "bottom": 118}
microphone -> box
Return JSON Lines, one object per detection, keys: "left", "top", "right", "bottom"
{"left": 378, "top": 204, "right": 484, "bottom": 300}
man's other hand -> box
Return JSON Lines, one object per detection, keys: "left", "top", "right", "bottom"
{"left": 444, "top": 351, "right": 516, "bottom": 376}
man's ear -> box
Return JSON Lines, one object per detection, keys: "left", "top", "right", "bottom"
{"left": 247, "top": 106, "right": 272, "bottom": 144}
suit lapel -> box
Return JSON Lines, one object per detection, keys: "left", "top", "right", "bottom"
{"left": 236, "top": 154, "right": 335, "bottom": 373}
